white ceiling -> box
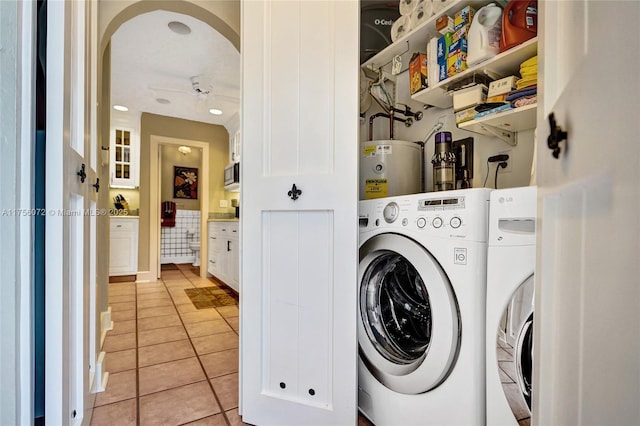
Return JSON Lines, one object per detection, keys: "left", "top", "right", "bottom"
{"left": 110, "top": 10, "right": 240, "bottom": 129}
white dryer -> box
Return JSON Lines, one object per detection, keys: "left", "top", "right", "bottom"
{"left": 358, "top": 188, "right": 491, "bottom": 426}
{"left": 486, "top": 186, "right": 537, "bottom": 426}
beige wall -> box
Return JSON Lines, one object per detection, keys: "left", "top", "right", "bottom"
{"left": 138, "top": 113, "right": 232, "bottom": 272}
{"left": 160, "top": 144, "right": 202, "bottom": 211}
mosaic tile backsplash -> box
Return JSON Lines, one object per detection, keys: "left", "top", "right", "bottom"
{"left": 160, "top": 209, "right": 200, "bottom": 264}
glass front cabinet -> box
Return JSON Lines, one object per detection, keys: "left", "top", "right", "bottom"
{"left": 110, "top": 126, "right": 139, "bottom": 188}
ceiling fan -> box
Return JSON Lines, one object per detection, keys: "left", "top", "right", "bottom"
{"left": 149, "top": 75, "right": 239, "bottom": 112}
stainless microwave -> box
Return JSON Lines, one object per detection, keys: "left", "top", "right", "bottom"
{"left": 224, "top": 162, "right": 240, "bottom": 187}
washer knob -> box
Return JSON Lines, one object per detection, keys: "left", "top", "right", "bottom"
{"left": 383, "top": 202, "right": 399, "bottom": 223}
{"left": 417, "top": 217, "right": 427, "bottom": 228}
{"left": 432, "top": 217, "right": 443, "bottom": 228}
{"left": 450, "top": 217, "right": 462, "bottom": 228}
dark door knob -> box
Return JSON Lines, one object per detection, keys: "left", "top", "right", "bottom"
{"left": 92, "top": 178, "right": 100, "bottom": 192}
{"left": 77, "top": 163, "right": 86, "bottom": 183}
{"left": 547, "top": 113, "right": 568, "bottom": 159}
{"left": 288, "top": 184, "right": 302, "bottom": 201}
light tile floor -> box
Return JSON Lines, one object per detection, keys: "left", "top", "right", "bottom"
{"left": 91, "top": 264, "right": 246, "bottom": 426}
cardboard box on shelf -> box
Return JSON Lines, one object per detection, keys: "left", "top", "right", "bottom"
{"left": 437, "top": 32, "right": 453, "bottom": 64}
{"left": 455, "top": 106, "right": 478, "bottom": 124}
{"left": 436, "top": 15, "right": 454, "bottom": 35}
{"left": 488, "top": 76, "right": 521, "bottom": 97}
{"left": 447, "top": 37, "right": 468, "bottom": 77}
{"left": 454, "top": 5, "right": 475, "bottom": 30}
{"left": 409, "top": 53, "right": 428, "bottom": 94}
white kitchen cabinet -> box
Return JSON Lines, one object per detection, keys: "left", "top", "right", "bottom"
{"left": 110, "top": 126, "right": 139, "bottom": 188}
{"left": 207, "top": 221, "right": 239, "bottom": 292}
{"left": 109, "top": 217, "right": 138, "bottom": 276}
{"left": 230, "top": 130, "right": 241, "bottom": 164}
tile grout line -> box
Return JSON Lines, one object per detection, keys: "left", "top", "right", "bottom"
{"left": 162, "top": 269, "right": 234, "bottom": 426}
{"left": 135, "top": 283, "right": 141, "bottom": 426}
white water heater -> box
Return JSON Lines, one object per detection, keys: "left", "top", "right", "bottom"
{"left": 359, "top": 140, "right": 421, "bottom": 200}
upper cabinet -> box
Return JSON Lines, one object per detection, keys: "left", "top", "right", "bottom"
{"left": 230, "top": 130, "right": 241, "bottom": 164}
{"left": 110, "top": 125, "right": 139, "bottom": 188}
{"left": 363, "top": 0, "right": 538, "bottom": 144}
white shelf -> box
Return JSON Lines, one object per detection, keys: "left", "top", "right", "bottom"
{"left": 362, "top": 0, "right": 497, "bottom": 71}
{"left": 459, "top": 103, "right": 537, "bottom": 134}
{"left": 412, "top": 37, "right": 538, "bottom": 107}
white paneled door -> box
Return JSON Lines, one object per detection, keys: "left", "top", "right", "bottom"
{"left": 46, "top": 0, "right": 99, "bottom": 424}
{"left": 535, "top": 1, "right": 640, "bottom": 425}
{"left": 241, "top": 0, "right": 359, "bottom": 424}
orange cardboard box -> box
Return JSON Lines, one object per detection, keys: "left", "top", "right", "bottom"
{"left": 409, "top": 53, "right": 428, "bottom": 94}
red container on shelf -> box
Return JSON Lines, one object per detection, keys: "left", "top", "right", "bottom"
{"left": 500, "top": 0, "right": 537, "bottom": 52}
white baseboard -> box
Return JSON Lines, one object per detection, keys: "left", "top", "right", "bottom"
{"left": 92, "top": 351, "right": 109, "bottom": 393}
{"left": 161, "top": 255, "right": 195, "bottom": 264}
{"left": 100, "top": 307, "right": 113, "bottom": 347}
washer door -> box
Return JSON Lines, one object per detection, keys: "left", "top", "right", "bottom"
{"left": 358, "top": 233, "right": 460, "bottom": 395}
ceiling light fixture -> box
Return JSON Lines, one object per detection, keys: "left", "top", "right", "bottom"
{"left": 209, "top": 108, "right": 223, "bottom": 115}
{"left": 156, "top": 98, "right": 171, "bottom": 104}
{"left": 178, "top": 146, "right": 192, "bottom": 155}
{"left": 168, "top": 21, "right": 191, "bottom": 35}
{"left": 113, "top": 104, "right": 128, "bottom": 112}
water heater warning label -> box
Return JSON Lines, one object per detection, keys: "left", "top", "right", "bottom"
{"left": 454, "top": 248, "right": 467, "bottom": 265}
{"left": 365, "top": 179, "right": 388, "bottom": 199}
{"left": 362, "top": 145, "right": 393, "bottom": 156}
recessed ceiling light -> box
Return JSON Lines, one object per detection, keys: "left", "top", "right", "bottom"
{"left": 113, "top": 104, "right": 128, "bottom": 112}
{"left": 209, "top": 108, "right": 223, "bottom": 115}
{"left": 156, "top": 98, "right": 171, "bottom": 104}
{"left": 168, "top": 21, "right": 191, "bottom": 35}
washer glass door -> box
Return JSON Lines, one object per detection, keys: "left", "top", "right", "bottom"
{"left": 359, "top": 233, "right": 460, "bottom": 395}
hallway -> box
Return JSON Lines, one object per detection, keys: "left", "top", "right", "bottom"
{"left": 91, "top": 264, "right": 246, "bottom": 425}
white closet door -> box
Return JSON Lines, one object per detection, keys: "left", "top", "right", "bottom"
{"left": 45, "top": 0, "right": 99, "bottom": 423}
{"left": 240, "top": 0, "right": 359, "bottom": 424}
{"left": 535, "top": 2, "right": 640, "bottom": 425}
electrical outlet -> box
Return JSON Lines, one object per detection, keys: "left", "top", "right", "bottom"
{"left": 497, "top": 150, "right": 512, "bottom": 173}
{"left": 219, "top": 199, "right": 229, "bottom": 208}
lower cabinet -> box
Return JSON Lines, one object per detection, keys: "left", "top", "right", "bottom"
{"left": 109, "top": 217, "right": 139, "bottom": 276}
{"left": 208, "top": 221, "right": 239, "bottom": 292}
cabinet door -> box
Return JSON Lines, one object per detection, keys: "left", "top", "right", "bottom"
{"left": 109, "top": 220, "right": 138, "bottom": 275}
{"left": 241, "top": 1, "right": 358, "bottom": 424}
{"left": 110, "top": 126, "right": 138, "bottom": 188}
{"left": 535, "top": 2, "right": 640, "bottom": 425}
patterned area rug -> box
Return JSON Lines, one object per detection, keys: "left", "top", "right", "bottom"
{"left": 184, "top": 287, "right": 238, "bottom": 309}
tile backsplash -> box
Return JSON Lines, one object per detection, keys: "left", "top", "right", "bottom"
{"left": 160, "top": 209, "right": 200, "bottom": 264}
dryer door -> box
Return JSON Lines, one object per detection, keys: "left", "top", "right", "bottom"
{"left": 358, "top": 233, "right": 460, "bottom": 395}
{"left": 497, "top": 275, "right": 534, "bottom": 422}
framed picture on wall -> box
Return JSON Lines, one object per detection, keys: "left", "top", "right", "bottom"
{"left": 174, "top": 166, "right": 198, "bottom": 199}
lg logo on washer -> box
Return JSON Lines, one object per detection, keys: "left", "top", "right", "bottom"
{"left": 454, "top": 248, "right": 467, "bottom": 265}
{"left": 498, "top": 196, "right": 514, "bottom": 203}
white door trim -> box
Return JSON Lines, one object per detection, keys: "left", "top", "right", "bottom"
{"left": 146, "top": 135, "right": 210, "bottom": 281}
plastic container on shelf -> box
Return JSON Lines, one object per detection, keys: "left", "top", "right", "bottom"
{"left": 500, "top": 0, "right": 537, "bottom": 52}
{"left": 467, "top": 3, "right": 503, "bottom": 66}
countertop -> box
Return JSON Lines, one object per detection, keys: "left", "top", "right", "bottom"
{"left": 207, "top": 218, "right": 239, "bottom": 222}
{"left": 111, "top": 215, "right": 139, "bottom": 219}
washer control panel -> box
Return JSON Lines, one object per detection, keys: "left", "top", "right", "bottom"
{"left": 359, "top": 189, "right": 491, "bottom": 242}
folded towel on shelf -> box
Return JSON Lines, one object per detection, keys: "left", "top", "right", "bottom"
{"left": 506, "top": 86, "right": 537, "bottom": 102}
{"left": 161, "top": 201, "right": 176, "bottom": 227}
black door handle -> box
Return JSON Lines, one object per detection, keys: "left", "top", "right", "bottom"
{"left": 92, "top": 178, "right": 100, "bottom": 192}
{"left": 77, "top": 164, "right": 86, "bottom": 183}
{"left": 288, "top": 183, "right": 302, "bottom": 201}
{"left": 547, "top": 113, "right": 568, "bottom": 159}
{"left": 227, "top": 240, "right": 231, "bottom": 252}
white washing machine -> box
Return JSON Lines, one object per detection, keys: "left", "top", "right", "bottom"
{"left": 358, "top": 188, "right": 491, "bottom": 426}
{"left": 486, "top": 186, "right": 537, "bottom": 426}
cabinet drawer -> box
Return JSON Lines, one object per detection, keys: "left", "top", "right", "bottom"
{"left": 110, "top": 218, "right": 137, "bottom": 233}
